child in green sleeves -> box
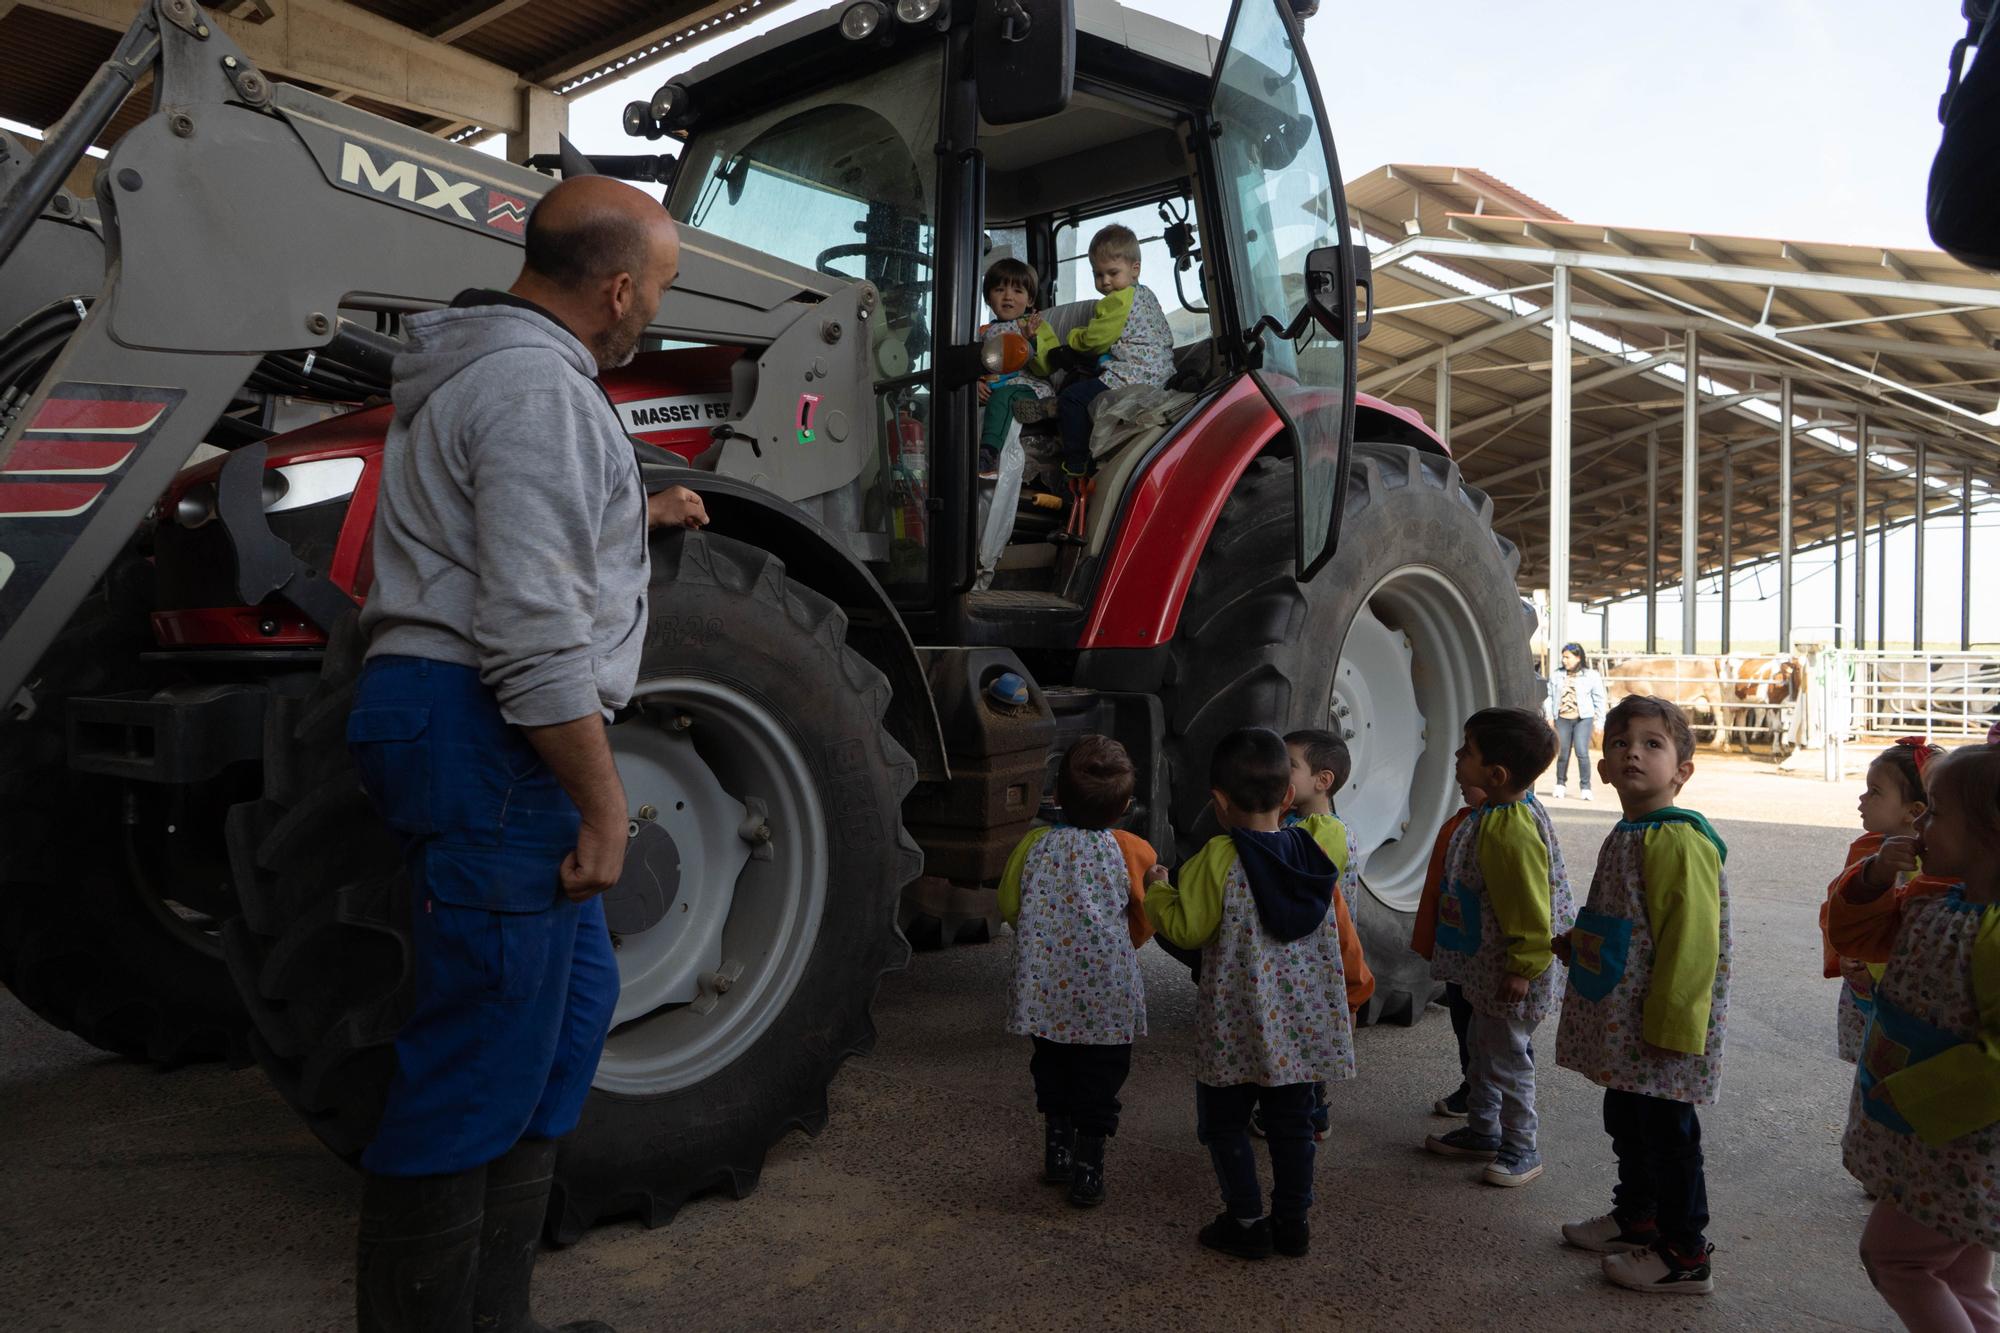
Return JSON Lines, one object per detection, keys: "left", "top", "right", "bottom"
{"left": 1424, "top": 707, "right": 1572, "bottom": 1188}
{"left": 1554, "top": 695, "right": 1730, "bottom": 1297}
{"left": 1145, "top": 727, "right": 1354, "bottom": 1261}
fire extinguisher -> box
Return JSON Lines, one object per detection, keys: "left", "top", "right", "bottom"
{"left": 891, "top": 406, "right": 926, "bottom": 545}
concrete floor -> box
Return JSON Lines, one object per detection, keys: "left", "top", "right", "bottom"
{"left": 1, "top": 781, "right": 1912, "bottom": 1332}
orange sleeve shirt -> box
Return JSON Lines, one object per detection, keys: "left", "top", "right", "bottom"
{"left": 1410, "top": 807, "right": 1474, "bottom": 961}
{"left": 1111, "top": 829, "right": 1159, "bottom": 950}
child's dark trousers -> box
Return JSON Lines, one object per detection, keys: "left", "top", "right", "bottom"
{"left": 1029, "top": 1037, "right": 1132, "bottom": 1136}
{"left": 1604, "top": 1087, "right": 1709, "bottom": 1250}
{"left": 1197, "top": 1081, "right": 1317, "bottom": 1221}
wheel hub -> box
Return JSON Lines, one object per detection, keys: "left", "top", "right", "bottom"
{"left": 595, "top": 679, "right": 828, "bottom": 1096}
{"left": 1331, "top": 566, "right": 1497, "bottom": 913}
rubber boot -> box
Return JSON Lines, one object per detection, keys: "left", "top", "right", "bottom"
{"left": 1042, "top": 1116, "right": 1075, "bottom": 1185}
{"left": 1067, "top": 1133, "right": 1106, "bottom": 1208}
{"left": 356, "top": 1167, "right": 485, "bottom": 1333}
{"left": 473, "top": 1139, "right": 616, "bottom": 1333}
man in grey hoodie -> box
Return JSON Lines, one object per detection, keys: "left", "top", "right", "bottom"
{"left": 346, "top": 176, "right": 705, "bottom": 1333}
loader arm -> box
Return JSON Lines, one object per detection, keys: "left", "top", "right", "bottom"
{"left": 0, "top": 0, "right": 879, "bottom": 713}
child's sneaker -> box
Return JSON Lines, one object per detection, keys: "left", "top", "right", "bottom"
{"left": 1482, "top": 1148, "right": 1543, "bottom": 1186}
{"left": 1067, "top": 1133, "right": 1105, "bottom": 1208}
{"left": 1424, "top": 1126, "right": 1500, "bottom": 1159}
{"left": 1562, "top": 1213, "right": 1660, "bottom": 1254}
{"left": 1603, "top": 1241, "right": 1715, "bottom": 1295}
{"left": 1431, "top": 1084, "right": 1470, "bottom": 1118}
{"left": 1197, "top": 1213, "right": 1272, "bottom": 1261}
{"left": 1272, "top": 1217, "right": 1310, "bottom": 1258}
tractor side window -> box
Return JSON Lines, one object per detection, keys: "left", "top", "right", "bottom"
{"left": 669, "top": 51, "right": 943, "bottom": 588}
{"left": 1050, "top": 198, "right": 1208, "bottom": 348}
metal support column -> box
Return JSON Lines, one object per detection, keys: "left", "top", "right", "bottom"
{"left": 1854, "top": 412, "right": 1869, "bottom": 653}
{"left": 1548, "top": 265, "right": 1572, "bottom": 670}
{"left": 1876, "top": 499, "right": 1888, "bottom": 652}
{"left": 1720, "top": 447, "right": 1733, "bottom": 653}
{"left": 1834, "top": 492, "right": 1845, "bottom": 648}
{"left": 1646, "top": 431, "right": 1659, "bottom": 654}
{"left": 1436, "top": 350, "right": 1451, "bottom": 450}
{"left": 1779, "top": 377, "right": 1794, "bottom": 653}
{"left": 1966, "top": 467, "right": 1977, "bottom": 652}
{"left": 1913, "top": 439, "right": 1927, "bottom": 651}
{"left": 1681, "top": 331, "right": 1700, "bottom": 653}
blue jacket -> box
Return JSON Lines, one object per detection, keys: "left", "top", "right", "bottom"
{"left": 1545, "top": 667, "right": 1608, "bottom": 722}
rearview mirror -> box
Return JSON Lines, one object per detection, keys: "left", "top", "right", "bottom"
{"left": 974, "top": 0, "right": 1074, "bottom": 125}
{"left": 1303, "top": 242, "right": 1373, "bottom": 343}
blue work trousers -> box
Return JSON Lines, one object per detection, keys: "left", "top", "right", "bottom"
{"left": 345, "top": 655, "right": 619, "bottom": 1176}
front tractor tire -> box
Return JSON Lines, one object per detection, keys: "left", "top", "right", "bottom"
{"left": 0, "top": 556, "right": 249, "bottom": 1065}
{"left": 1164, "top": 444, "right": 1533, "bottom": 1025}
{"left": 223, "top": 530, "right": 919, "bottom": 1240}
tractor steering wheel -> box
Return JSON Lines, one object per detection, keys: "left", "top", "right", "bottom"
{"left": 815, "top": 243, "right": 934, "bottom": 286}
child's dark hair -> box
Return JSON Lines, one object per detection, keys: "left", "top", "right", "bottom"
{"left": 1056, "top": 734, "right": 1134, "bottom": 829}
{"left": 1284, "top": 728, "right": 1351, "bottom": 794}
{"left": 1210, "top": 726, "right": 1292, "bottom": 814}
{"left": 982, "top": 256, "right": 1038, "bottom": 303}
{"left": 1927, "top": 743, "right": 2000, "bottom": 845}
{"left": 1873, "top": 737, "right": 1944, "bottom": 805}
{"left": 1600, "top": 695, "right": 1696, "bottom": 765}
{"left": 1463, "top": 706, "right": 1558, "bottom": 788}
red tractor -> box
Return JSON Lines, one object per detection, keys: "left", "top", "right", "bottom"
{"left": 0, "top": 0, "right": 1530, "bottom": 1239}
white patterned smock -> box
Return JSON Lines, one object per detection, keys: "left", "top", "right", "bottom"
{"left": 1196, "top": 856, "right": 1354, "bottom": 1088}
{"left": 1843, "top": 891, "right": 2000, "bottom": 1250}
{"left": 1428, "top": 797, "right": 1573, "bottom": 1024}
{"left": 1005, "top": 827, "right": 1147, "bottom": 1045}
{"left": 1555, "top": 819, "right": 1732, "bottom": 1105}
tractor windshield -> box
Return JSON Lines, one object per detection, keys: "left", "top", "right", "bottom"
{"left": 670, "top": 52, "right": 943, "bottom": 585}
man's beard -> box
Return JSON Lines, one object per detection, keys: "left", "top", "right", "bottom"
{"left": 592, "top": 304, "right": 649, "bottom": 371}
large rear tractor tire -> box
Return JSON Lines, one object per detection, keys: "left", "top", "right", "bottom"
{"left": 0, "top": 555, "right": 249, "bottom": 1064}
{"left": 223, "top": 530, "right": 919, "bottom": 1240}
{"left": 1163, "top": 444, "right": 1533, "bottom": 1025}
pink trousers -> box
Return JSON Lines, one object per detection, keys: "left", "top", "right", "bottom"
{"left": 1862, "top": 1201, "right": 2000, "bottom": 1333}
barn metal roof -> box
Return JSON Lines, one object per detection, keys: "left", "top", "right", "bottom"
{"left": 1346, "top": 164, "right": 2000, "bottom": 616}
{"left": 0, "top": 0, "right": 789, "bottom": 147}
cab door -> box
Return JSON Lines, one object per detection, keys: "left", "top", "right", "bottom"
{"left": 1207, "top": 0, "right": 1367, "bottom": 579}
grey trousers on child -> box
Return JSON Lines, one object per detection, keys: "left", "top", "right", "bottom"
{"left": 1466, "top": 1009, "right": 1539, "bottom": 1154}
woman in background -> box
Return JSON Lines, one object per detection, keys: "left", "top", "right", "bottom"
{"left": 1545, "top": 642, "right": 1609, "bottom": 801}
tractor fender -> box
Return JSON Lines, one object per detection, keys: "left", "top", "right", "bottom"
{"left": 657, "top": 466, "right": 949, "bottom": 782}
{"left": 1080, "top": 384, "right": 1446, "bottom": 652}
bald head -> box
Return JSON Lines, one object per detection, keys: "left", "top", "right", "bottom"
{"left": 513, "top": 175, "right": 681, "bottom": 371}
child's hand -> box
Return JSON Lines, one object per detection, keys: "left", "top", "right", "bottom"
{"left": 1146, "top": 864, "right": 1169, "bottom": 887}
{"left": 1551, "top": 932, "right": 1573, "bottom": 966}
{"left": 977, "top": 380, "right": 992, "bottom": 404}
{"left": 1496, "top": 973, "right": 1530, "bottom": 1004}
{"left": 1021, "top": 312, "right": 1043, "bottom": 335}
{"left": 1839, "top": 958, "right": 1873, "bottom": 986}
{"left": 1875, "top": 836, "right": 1922, "bottom": 882}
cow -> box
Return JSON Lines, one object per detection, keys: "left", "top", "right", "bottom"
{"left": 1727, "top": 654, "right": 1805, "bottom": 757}
{"left": 1603, "top": 656, "right": 1727, "bottom": 744}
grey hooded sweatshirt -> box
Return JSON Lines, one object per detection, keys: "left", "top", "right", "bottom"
{"left": 360, "top": 294, "right": 648, "bottom": 727}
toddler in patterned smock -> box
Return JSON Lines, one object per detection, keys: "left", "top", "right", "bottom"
{"left": 1553, "top": 696, "right": 1730, "bottom": 1297}
{"left": 1820, "top": 738, "right": 1949, "bottom": 1063}
{"left": 998, "top": 734, "right": 1157, "bottom": 1209}
{"left": 1145, "top": 727, "right": 1355, "bottom": 1262}
{"left": 1016, "top": 222, "right": 1176, "bottom": 477}
{"left": 1424, "top": 707, "right": 1571, "bottom": 1188}
{"left": 1829, "top": 740, "right": 2000, "bottom": 1333}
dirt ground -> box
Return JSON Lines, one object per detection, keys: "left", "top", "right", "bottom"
{"left": 0, "top": 754, "right": 1935, "bottom": 1331}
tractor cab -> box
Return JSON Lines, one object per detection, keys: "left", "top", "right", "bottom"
{"left": 643, "top": 0, "right": 1368, "bottom": 646}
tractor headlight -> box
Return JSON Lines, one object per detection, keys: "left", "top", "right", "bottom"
{"left": 174, "top": 482, "right": 217, "bottom": 529}
{"left": 622, "top": 101, "right": 656, "bottom": 139}
{"left": 840, "top": 0, "right": 886, "bottom": 40}
{"left": 649, "top": 83, "right": 689, "bottom": 126}
{"left": 895, "top": 0, "right": 942, "bottom": 22}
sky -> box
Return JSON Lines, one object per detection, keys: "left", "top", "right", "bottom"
{"left": 542, "top": 0, "right": 1994, "bottom": 646}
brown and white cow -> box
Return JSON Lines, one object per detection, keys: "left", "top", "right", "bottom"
{"left": 1728, "top": 654, "right": 1805, "bottom": 756}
